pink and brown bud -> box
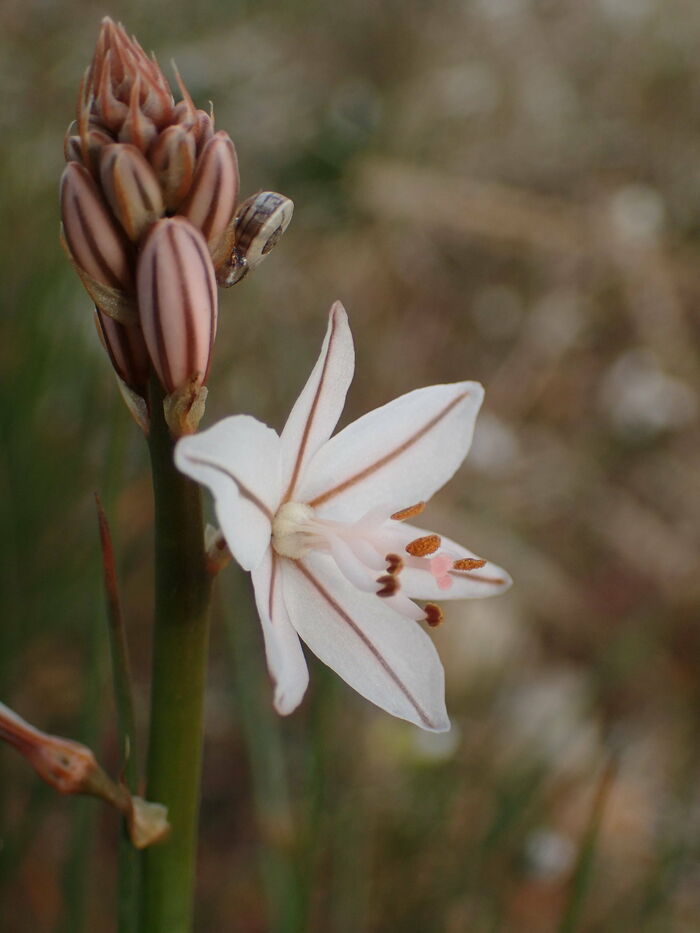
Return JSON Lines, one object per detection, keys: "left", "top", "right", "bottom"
{"left": 83, "top": 18, "right": 174, "bottom": 143}
{"left": 181, "top": 131, "right": 239, "bottom": 247}
{"left": 60, "top": 161, "right": 132, "bottom": 290}
{"left": 99, "top": 143, "right": 164, "bottom": 242}
{"left": 148, "top": 124, "right": 197, "bottom": 211}
{"left": 95, "top": 308, "right": 151, "bottom": 396}
{"left": 118, "top": 76, "right": 158, "bottom": 151}
{"left": 137, "top": 217, "right": 217, "bottom": 394}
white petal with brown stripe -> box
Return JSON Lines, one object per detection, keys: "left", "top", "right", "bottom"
{"left": 175, "top": 303, "right": 511, "bottom": 730}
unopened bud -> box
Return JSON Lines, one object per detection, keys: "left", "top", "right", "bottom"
{"left": 137, "top": 218, "right": 217, "bottom": 393}
{"left": 193, "top": 109, "right": 215, "bottom": 152}
{"left": 218, "top": 191, "right": 293, "bottom": 286}
{"left": 118, "top": 77, "right": 158, "bottom": 152}
{"left": 93, "top": 49, "right": 130, "bottom": 131}
{"left": 181, "top": 131, "right": 239, "bottom": 245}
{"left": 148, "top": 124, "right": 197, "bottom": 211}
{"left": 95, "top": 308, "right": 150, "bottom": 395}
{"left": 87, "top": 19, "right": 173, "bottom": 134}
{"left": 60, "top": 162, "right": 132, "bottom": 290}
{"left": 100, "top": 143, "right": 164, "bottom": 242}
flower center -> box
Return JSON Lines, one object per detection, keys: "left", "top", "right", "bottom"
{"left": 270, "top": 500, "right": 487, "bottom": 627}
{"left": 271, "top": 501, "right": 317, "bottom": 558}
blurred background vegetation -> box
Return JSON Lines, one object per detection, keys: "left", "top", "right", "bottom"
{"left": 2, "top": 0, "right": 700, "bottom": 930}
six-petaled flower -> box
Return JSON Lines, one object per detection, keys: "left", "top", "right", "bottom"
{"left": 176, "top": 302, "right": 511, "bottom": 731}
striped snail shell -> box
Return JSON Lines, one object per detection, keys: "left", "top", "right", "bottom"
{"left": 222, "top": 191, "right": 293, "bottom": 286}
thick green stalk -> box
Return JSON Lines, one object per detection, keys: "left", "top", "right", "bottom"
{"left": 140, "top": 383, "right": 212, "bottom": 933}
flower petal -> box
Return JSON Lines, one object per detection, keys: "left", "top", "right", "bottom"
{"left": 175, "top": 415, "right": 281, "bottom": 571}
{"left": 251, "top": 549, "right": 309, "bottom": 715}
{"left": 299, "top": 382, "right": 484, "bottom": 522}
{"left": 279, "top": 301, "right": 354, "bottom": 501}
{"left": 398, "top": 524, "right": 512, "bottom": 600}
{"left": 281, "top": 552, "right": 449, "bottom": 732}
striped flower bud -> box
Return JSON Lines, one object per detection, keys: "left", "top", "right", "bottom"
{"left": 193, "top": 110, "right": 215, "bottom": 152}
{"left": 95, "top": 308, "right": 151, "bottom": 395}
{"left": 100, "top": 143, "right": 164, "bottom": 242}
{"left": 60, "top": 161, "right": 132, "bottom": 290}
{"left": 148, "top": 125, "right": 197, "bottom": 211}
{"left": 137, "top": 218, "right": 217, "bottom": 393}
{"left": 181, "top": 131, "right": 239, "bottom": 246}
{"left": 85, "top": 19, "right": 173, "bottom": 139}
{"left": 118, "top": 77, "right": 158, "bottom": 152}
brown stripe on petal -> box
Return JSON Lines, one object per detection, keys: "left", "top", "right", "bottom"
{"left": 200, "top": 157, "right": 222, "bottom": 241}
{"left": 405, "top": 534, "right": 441, "bottom": 557}
{"left": 295, "top": 561, "right": 437, "bottom": 730}
{"left": 149, "top": 241, "right": 173, "bottom": 390}
{"left": 71, "top": 194, "right": 124, "bottom": 288}
{"left": 167, "top": 222, "right": 196, "bottom": 382}
{"left": 268, "top": 553, "right": 278, "bottom": 621}
{"left": 61, "top": 163, "right": 131, "bottom": 289}
{"left": 182, "top": 454, "right": 273, "bottom": 521}
{"left": 182, "top": 133, "right": 238, "bottom": 244}
{"left": 187, "top": 223, "right": 218, "bottom": 380}
{"left": 448, "top": 570, "right": 507, "bottom": 585}
{"left": 283, "top": 304, "right": 340, "bottom": 503}
{"left": 309, "top": 392, "right": 469, "bottom": 508}
{"left": 138, "top": 218, "right": 216, "bottom": 392}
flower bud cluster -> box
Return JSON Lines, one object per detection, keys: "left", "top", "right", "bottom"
{"left": 60, "top": 18, "right": 292, "bottom": 432}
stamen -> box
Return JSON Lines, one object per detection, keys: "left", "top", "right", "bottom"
{"left": 385, "top": 553, "right": 404, "bottom": 576}
{"left": 452, "top": 558, "right": 486, "bottom": 571}
{"left": 376, "top": 574, "right": 399, "bottom": 597}
{"left": 406, "top": 534, "right": 441, "bottom": 557}
{"left": 424, "top": 603, "right": 444, "bottom": 627}
{"left": 391, "top": 502, "right": 426, "bottom": 521}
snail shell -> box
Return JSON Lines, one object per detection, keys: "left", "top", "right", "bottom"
{"left": 221, "top": 191, "right": 293, "bottom": 286}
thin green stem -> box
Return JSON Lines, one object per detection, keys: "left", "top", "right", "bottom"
{"left": 95, "top": 494, "right": 140, "bottom": 933}
{"left": 140, "top": 382, "right": 212, "bottom": 933}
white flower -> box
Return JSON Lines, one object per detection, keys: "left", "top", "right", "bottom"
{"left": 176, "top": 303, "right": 511, "bottom": 731}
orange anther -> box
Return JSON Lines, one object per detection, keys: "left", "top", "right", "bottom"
{"left": 405, "top": 534, "right": 441, "bottom": 557}
{"left": 391, "top": 502, "right": 426, "bottom": 521}
{"left": 452, "top": 558, "right": 486, "bottom": 571}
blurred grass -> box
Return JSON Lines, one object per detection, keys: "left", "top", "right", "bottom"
{"left": 2, "top": 0, "right": 700, "bottom": 930}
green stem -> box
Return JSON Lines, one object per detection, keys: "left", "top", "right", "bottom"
{"left": 140, "top": 383, "right": 212, "bottom": 933}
